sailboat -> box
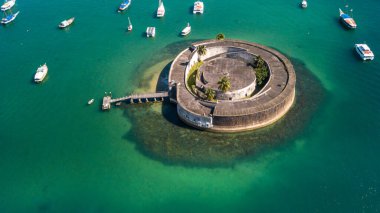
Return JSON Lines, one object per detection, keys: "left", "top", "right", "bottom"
{"left": 156, "top": 0, "right": 165, "bottom": 17}
{"left": 127, "top": 17, "right": 132, "bottom": 31}
{"left": 1, "top": 0, "right": 15, "bottom": 11}
{"left": 118, "top": 0, "right": 131, "bottom": 11}
{"left": 181, "top": 23, "right": 191, "bottom": 36}
{"left": 339, "top": 8, "right": 357, "bottom": 29}
{"left": 1, "top": 10, "right": 19, "bottom": 24}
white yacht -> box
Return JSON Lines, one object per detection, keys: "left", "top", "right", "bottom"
{"left": 156, "top": 0, "right": 165, "bottom": 17}
{"left": 301, "top": 0, "right": 307, "bottom": 8}
{"left": 34, "top": 63, "right": 48, "bottom": 83}
{"left": 193, "top": 1, "right": 204, "bottom": 14}
{"left": 181, "top": 23, "right": 191, "bottom": 36}
{"left": 355, "top": 44, "right": 374, "bottom": 61}
{"left": 1, "top": 0, "right": 15, "bottom": 11}
{"left": 59, "top": 17, "right": 75, "bottom": 28}
{"left": 127, "top": 17, "right": 132, "bottom": 31}
{"left": 146, "top": 27, "right": 156, "bottom": 37}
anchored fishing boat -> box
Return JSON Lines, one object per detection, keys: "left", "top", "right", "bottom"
{"left": 1, "top": 0, "right": 15, "bottom": 11}
{"left": 34, "top": 63, "right": 48, "bottom": 83}
{"left": 127, "top": 17, "right": 132, "bottom": 31}
{"left": 339, "top": 8, "right": 357, "bottom": 29}
{"left": 181, "top": 23, "right": 191, "bottom": 36}
{"left": 1, "top": 11, "right": 19, "bottom": 24}
{"left": 156, "top": 0, "right": 165, "bottom": 17}
{"left": 59, "top": 17, "right": 75, "bottom": 28}
{"left": 355, "top": 44, "right": 374, "bottom": 61}
{"left": 193, "top": 1, "right": 204, "bottom": 14}
{"left": 118, "top": 0, "right": 131, "bottom": 11}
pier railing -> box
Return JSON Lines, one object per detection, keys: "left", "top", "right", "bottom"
{"left": 102, "top": 91, "right": 169, "bottom": 110}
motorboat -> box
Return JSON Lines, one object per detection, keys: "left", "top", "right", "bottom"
{"left": 1, "top": 0, "right": 15, "bottom": 11}
{"left": 34, "top": 63, "right": 48, "bottom": 83}
{"left": 88, "top": 99, "right": 95, "bottom": 105}
{"left": 339, "top": 8, "right": 357, "bottom": 29}
{"left": 119, "top": 0, "right": 131, "bottom": 11}
{"left": 156, "top": 0, "right": 165, "bottom": 17}
{"left": 301, "top": 0, "right": 307, "bottom": 8}
{"left": 1, "top": 11, "right": 19, "bottom": 24}
{"left": 146, "top": 27, "right": 156, "bottom": 37}
{"left": 181, "top": 23, "right": 191, "bottom": 36}
{"left": 127, "top": 17, "right": 132, "bottom": 31}
{"left": 193, "top": 1, "right": 204, "bottom": 14}
{"left": 355, "top": 44, "right": 374, "bottom": 61}
{"left": 59, "top": 17, "right": 75, "bottom": 28}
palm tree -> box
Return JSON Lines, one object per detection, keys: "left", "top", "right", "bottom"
{"left": 197, "top": 45, "right": 207, "bottom": 60}
{"left": 218, "top": 76, "right": 231, "bottom": 93}
{"left": 216, "top": 33, "right": 225, "bottom": 40}
{"left": 205, "top": 88, "right": 216, "bottom": 101}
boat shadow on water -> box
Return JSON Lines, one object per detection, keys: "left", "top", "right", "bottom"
{"left": 120, "top": 40, "right": 327, "bottom": 167}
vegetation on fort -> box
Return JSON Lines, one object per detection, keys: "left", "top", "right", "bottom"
{"left": 187, "top": 61, "right": 204, "bottom": 94}
{"left": 218, "top": 76, "right": 231, "bottom": 93}
{"left": 197, "top": 45, "right": 207, "bottom": 58}
{"left": 216, "top": 33, "right": 225, "bottom": 40}
{"left": 205, "top": 88, "right": 216, "bottom": 101}
{"left": 253, "top": 55, "right": 269, "bottom": 85}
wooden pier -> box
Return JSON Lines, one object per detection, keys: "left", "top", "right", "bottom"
{"left": 102, "top": 91, "right": 169, "bottom": 110}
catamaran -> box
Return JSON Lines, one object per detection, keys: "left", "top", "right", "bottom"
{"left": 127, "top": 17, "right": 132, "bottom": 31}
{"left": 146, "top": 27, "right": 156, "bottom": 37}
{"left": 193, "top": 1, "right": 204, "bottom": 14}
{"left": 34, "top": 63, "right": 48, "bottom": 83}
{"left": 1, "top": 10, "right": 19, "bottom": 24}
{"left": 301, "top": 0, "right": 307, "bottom": 8}
{"left": 181, "top": 23, "right": 191, "bottom": 36}
{"left": 59, "top": 17, "right": 75, "bottom": 28}
{"left": 355, "top": 44, "right": 374, "bottom": 61}
{"left": 1, "top": 0, "right": 15, "bottom": 11}
{"left": 339, "top": 8, "right": 357, "bottom": 29}
{"left": 156, "top": 0, "right": 165, "bottom": 17}
{"left": 119, "top": 0, "right": 131, "bottom": 11}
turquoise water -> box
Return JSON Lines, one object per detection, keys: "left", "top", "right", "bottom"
{"left": 1, "top": 0, "right": 380, "bottom": 211}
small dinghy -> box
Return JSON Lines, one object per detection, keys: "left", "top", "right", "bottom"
{"left": 88, "top": 99, "right": 94, "bottom": 105}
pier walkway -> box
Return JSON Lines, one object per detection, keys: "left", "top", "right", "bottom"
{"left": 102, "top": 91, "right": 169, "bottom": 110}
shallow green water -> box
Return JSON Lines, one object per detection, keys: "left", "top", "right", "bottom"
{"left": 0, "top": 0, "right": 379, "bottom": 212}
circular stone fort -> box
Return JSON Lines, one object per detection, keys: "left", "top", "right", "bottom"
{"left": 168, "top": 39, "right": 296, "bottom": 132}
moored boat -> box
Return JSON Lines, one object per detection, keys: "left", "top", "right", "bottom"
{"left": 301, "top": 0, "right": 307, "bottom": 8}
{"left": 146, "top": 27, "right": 156, "bottom": 37}
{"left": 88, "top": 99, "right": 95, "bottom": 105}
{"left": 181, "top": 23, "right": 191, "bottom": 36}
{"left": 118, "top": 0, "right": 131, "bottom": 11}
{"left": 339, "top": 8, "right": 357, "bottom": 29}
{"left": 1, "top": 10, "right": 19, "bottom": 24}
{"left": 59, "top": 17, "right": 75, "bottom": 28}
{"left": 127, "top": 17, "right": 132, "bottom": 31}
{"left": 193, "top": 1, "right": 204, "bottom": 14}
{"left": 1, "top": 0, "right": 15, "bottom": 11}
{"left": 156, "top": 0, "right": 165, "bottom": 17}
{"left": 34, "top": 63, "right": 48, "bottom": 83}
{"left": 355, "top": 44, "right": 374, "bottom": 61}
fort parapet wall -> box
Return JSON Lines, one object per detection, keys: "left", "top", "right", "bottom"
{"left": 168, "top": 39, "right": 296, "bottom": 132}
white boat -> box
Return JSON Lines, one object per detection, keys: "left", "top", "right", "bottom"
{"left": 127, "top": 17, "right": 132, "bottom": 31}
{"left": 34, "top": 63, "right": 48, "bottom": 83}
{"left": 193, "top": 1, "right": 204, "bottom": 14}
{"left": 118, "top": 0, "right": 131, "bottom": 11}
{"left": 88, "top": 99, "right": 94, "bottom": 105}
{"left": 181, "top": 23, "right": 191, "bottom": 36}
{"left": 156, "top": 0, "right": 165, "bottom": 17}
{"left": 1, "top": 0, "right": 15, "bottom": 11}
{"left": 301, "top": 0, "right": 307, "bottom": 8}
{"left": 1, "top": 11, "right": 19, "bottom": 24}
{"left": 339, "top": 8, "right": 357, "bottom": 29}
{"left": 146, "top": 27, "right": 156, "bottom": 37}
{"left": 355, "top": 44, "right": 375, "bottom": 61}
{"left": 59, "top": 17, "right": 75, "bottom": 28}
